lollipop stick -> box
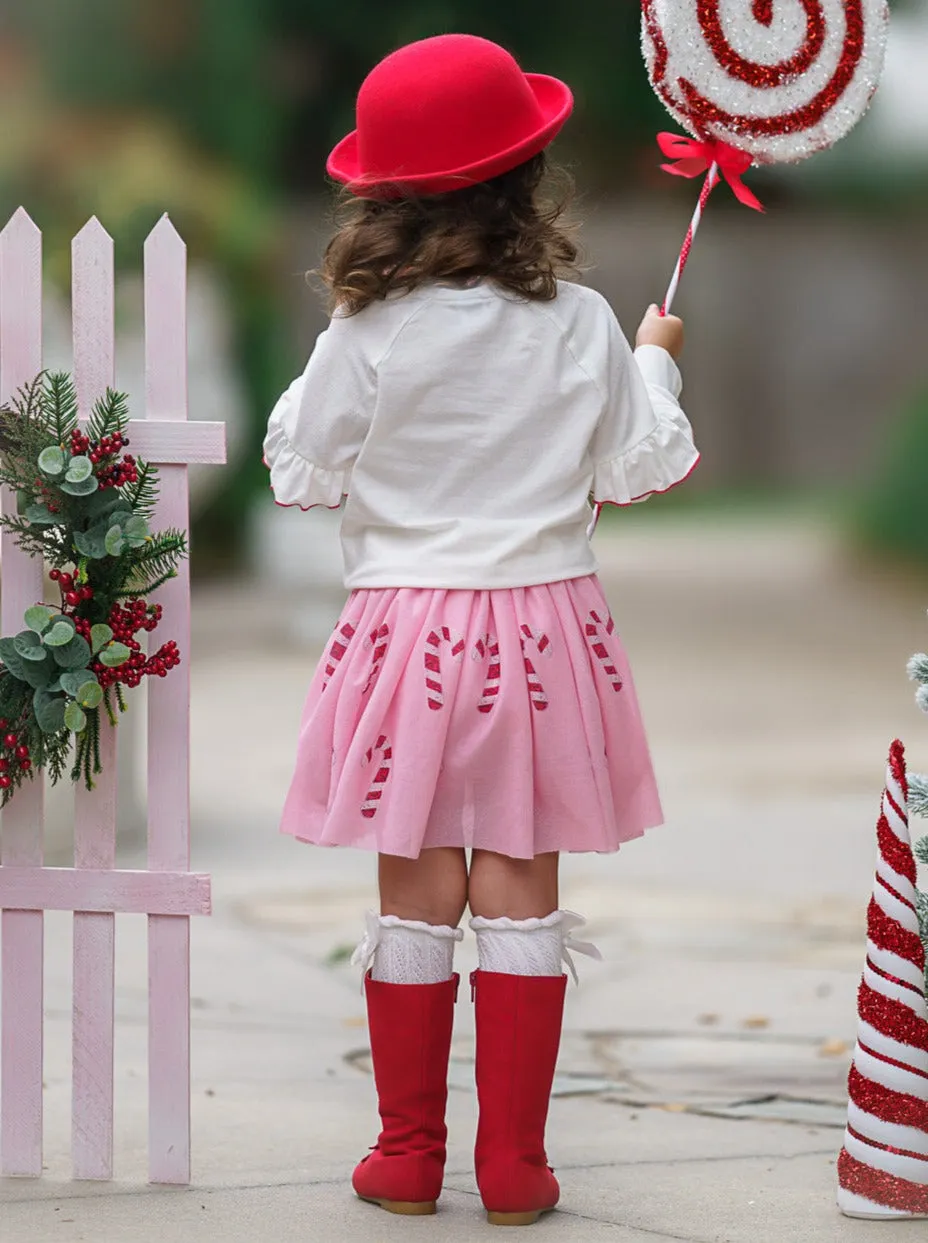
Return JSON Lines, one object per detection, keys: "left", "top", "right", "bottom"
{"left": 660, "top": 162, "right": 720, "bottom": 315}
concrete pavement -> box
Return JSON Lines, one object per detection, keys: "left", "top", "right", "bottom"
{"left": 4, "top": 511, "right": 928, "bottom": 1241}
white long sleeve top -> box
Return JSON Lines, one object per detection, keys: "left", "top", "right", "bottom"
{"left": 264, "top": 279, "right": 699, "bottom": 590}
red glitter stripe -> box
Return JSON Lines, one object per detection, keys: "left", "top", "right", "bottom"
{"left": 890, "top": 740, "right": 909, "bottom": 800}
{"left": 373, "top": 766, "right": 390, "bottom": 784}
{"left": 838, "top": 1148, "right": 928, "bottom": 1213}
{"left": 752, "top": 0, "right": 773, "bottom": 25}
{"left": 849, "top": 1065, "right": 928, "bottom": 1131}
{"left": 859, "top": 982, "right": 928, "bottom": 1053}
{"left": 698, "top": 0, "right": 826, "bottom": 87}
{"left": 878, "top": 814, "right": 917, "bottom": 886}
{"left": 866, "top": 957, "right": 926, "bottom": 998}
{"left": 846, "top": 1122, "right": 928, "bottom": 1164}
{"left": 877, "top": 873, "right": 918, "bottom": 915}
{"left": 681, "top": 0, "right": 866, "bottom": 139}
{"left": 859, "top": 1041, "right": 928, "bottom": 1083}
{"left": 886, "top": 788, "right": 909, "bottom": 828}
{"left": 867, "top": 899, "right": 926, "bottom": 970}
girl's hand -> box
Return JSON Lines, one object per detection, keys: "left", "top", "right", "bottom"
{"left": 636, "top": 305, "right": 684, "bottom": 360}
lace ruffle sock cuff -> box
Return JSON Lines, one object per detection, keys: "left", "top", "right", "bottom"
{"left": 351, "top": 911, "right": 464, "bottom": 985}
{"left": 469, "top": 910, "right": 602, "bottom": 982}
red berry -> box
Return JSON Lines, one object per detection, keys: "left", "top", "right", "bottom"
{"left": 19, "top": 760, "right": 31, "bottom": 771}
{"left": 4, "top": 733, "right": 18, "bottom": 749}
{"left": 0, "top": 759, "right": 7, "bottom": 772}
{"left": 15, "top": 745, "right": 29, "bottom": 760}
{"left": 65, "top": 591, "right": 80, "bottom": 606}
{"left": 49, "top": 569, "right": 61, "bottom": 581}
{"left": 0, "top": 719, "right": 7, "bottom": 729}
{"left": 79, "top": 586, "right": 93, "bottom": 600}
{"left": 0, "top": 776, "right": 11, "bottom": 789}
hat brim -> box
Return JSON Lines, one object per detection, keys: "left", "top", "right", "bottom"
{"left": 326, "top": 73, "right": 574, "bottom": 198}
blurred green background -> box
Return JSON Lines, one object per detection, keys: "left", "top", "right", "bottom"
{"left": 0, "top": 0, "right": 926, "bottom": 575}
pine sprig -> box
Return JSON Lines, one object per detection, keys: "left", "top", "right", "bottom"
{"left": 45, "top": 372, "right": 79, "bottom": 443}
{"left": 86, "top": 388, "right": 129, "bottom": 446}
{"left": 122, "top": 459, "right": 159, "bottom": 518}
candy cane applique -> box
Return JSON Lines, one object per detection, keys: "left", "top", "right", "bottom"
{"left": 586, "top": 611, "right": 623, "bottom": 693}
{"left": 520, "top": 625, "right": 552, "bottom": 712}
{"left": 472, "top": 634, "right": 501, "bottom": 714}
{"left": 322, "top": 619, "right": 358, "bottom": 691}
{"left": 362, "top": 624, "right": 389, "bottom": 695}
{"left": 424, "top": 626, "right": 466, "bottom": 711}
{"left": 361, "top": 734, "right": 392, "bottom": 819}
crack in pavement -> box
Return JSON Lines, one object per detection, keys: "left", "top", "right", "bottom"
{"left": 442, "top": 1183, "right": 703, "bottom": 1242}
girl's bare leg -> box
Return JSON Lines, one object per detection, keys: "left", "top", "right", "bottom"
{"left": 467, "top": 850, "right": 559, "bottom": 920}
{"left": 378, "top": 846, "right": 469, "bottom": 927}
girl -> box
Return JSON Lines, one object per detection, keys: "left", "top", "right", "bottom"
{"left": 264, "top": 33, "right": 697, "bottom": 1228}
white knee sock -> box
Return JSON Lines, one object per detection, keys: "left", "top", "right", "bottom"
{"left": 351, "top": 911, "right": 463, "bottom": 985}
{"left": 469, "top": 910, "right": 602, "bottom": 983}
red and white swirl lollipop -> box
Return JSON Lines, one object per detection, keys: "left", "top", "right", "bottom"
{"left": 641, "top": 0, "right": 890, "bottom": 310}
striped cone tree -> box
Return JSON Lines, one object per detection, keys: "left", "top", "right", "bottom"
{"left": 837, "top": 741, "right": 928, "bottom": 1219}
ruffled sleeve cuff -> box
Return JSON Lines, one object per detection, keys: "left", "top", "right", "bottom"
{"left": 593, "top": 345, "right": 699, "bottom": 505}
{"left": 263, "top": 417, "right": 348, "bottom": 511}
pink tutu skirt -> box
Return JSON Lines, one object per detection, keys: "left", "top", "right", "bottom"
{"left": 279, "top": 575, "right": 663, "bottom": 859}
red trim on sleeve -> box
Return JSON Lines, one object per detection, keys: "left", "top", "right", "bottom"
{"left": 594, "top": 451, "right": 701, "bottom": 510}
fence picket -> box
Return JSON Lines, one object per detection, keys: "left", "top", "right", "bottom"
{"left": 0, "top": 208, "right": 45, "bottom": 1178}
{"left": 143, "top": 216, "right": 192, "bottom": 1185}
{"left": 70, "top": 218, "right": 118, "bottom": 1180}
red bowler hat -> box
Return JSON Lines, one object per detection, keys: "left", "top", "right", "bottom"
{"left": 327, "top": 34, "right": 574, "bottom": 198}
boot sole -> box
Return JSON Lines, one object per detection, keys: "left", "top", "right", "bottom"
{"left": 487, "top": 1209, "right": 554, "bottom": 1226}
{"left": 358, "top": 1195, "right": 437, "bottom": 1216}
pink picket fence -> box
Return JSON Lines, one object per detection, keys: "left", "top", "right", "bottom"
{"left": 0, "top": 209, "right": 225, "bottom": 1183}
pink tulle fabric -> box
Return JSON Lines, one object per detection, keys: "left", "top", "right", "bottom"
{"left": 279, "top": 575, "right": 663, "bottom": 859}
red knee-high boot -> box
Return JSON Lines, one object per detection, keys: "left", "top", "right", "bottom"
{"left": 352, "top": 973, "right": 459, "bottom": 1215}
{"left": 472, "top": 970, "right": 567, "bottom": 1226}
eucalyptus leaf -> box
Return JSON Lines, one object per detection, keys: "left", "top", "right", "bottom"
{"left": 73, "top": 528, "right": 108, "bottom": 559}
{"left": 90, "top": 624, "right": 113, "bottom": 654}
{"left": 64, "top": 454, "right": 93, "bottom": 483}
{"left": 24, "top": 606, "right": 52, "bottom": 634}
{"left": 104, "top": 525, "right": 126, "bottom": 556}
{"left": 18, "top": 653, "right": 55, "bottom": 689}
{"left": 0, "top": 637, "right": 29, "bottom": 681}
{"left": 44, "top": 620, "right": 77, "bottom": 647}
{"left": 123, "top": 515, "right": 149, "bottom": 542}
{"left": 51, "top": 634, "right": 92, "bottom": 670}
{"left": 59, "top": 671, "right": 89, "bottom": 698}
{"left": 33, "top": 689, "right": 67, "bottom": 734}
{"left": 78, "top": 682, "right": 103, "bottom": 710}
{"left": 46, "top": 677, "right": 63, "bottom": 693}
{"left": 60, "top": 475, "right": 99, "bottom": 497}
{"left": 64, "top": 701, "right": 88, "bottom": 733}
{"left": 13, "top": 630, "right": 46, "bottom": 660}
{"left": 84, "top": 490, "right": 131, "bottom": 520}
{"left": 99, "top": 642, "right": 131, "bottom": 668}
{"left": 24, "top": 504, "right": 59, "bottom": 526}
{"left": 38, "top": 445, "right": 65, "bottom": 476}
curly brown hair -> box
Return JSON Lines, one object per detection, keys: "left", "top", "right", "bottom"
{"left": 318, "top": 152, "right": 581, "bottom": 315}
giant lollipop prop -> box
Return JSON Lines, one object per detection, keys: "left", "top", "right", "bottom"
{"left": 641, "top": 0, "right": 890, "bottom": 313}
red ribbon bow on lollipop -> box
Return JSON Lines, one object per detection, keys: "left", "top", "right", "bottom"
{"left": 657, "top": 133, "right": 765, "bottom": 213}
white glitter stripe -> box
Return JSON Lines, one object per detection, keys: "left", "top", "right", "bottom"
{"left": 844, "top": 1129, "right": 928, "bottom": 1185}
{"left": 848, "top": 1101, "right": 928, "bottom": 1159}
{"left": 858, "top": 1021, "right": 928, "bottom": 1077}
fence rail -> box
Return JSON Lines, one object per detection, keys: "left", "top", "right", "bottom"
{"left": 0, "top": 209, "right": 224, "bottom": 1184}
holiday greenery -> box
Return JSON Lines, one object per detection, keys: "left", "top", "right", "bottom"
{"left": 0, "top": 374, "right": 186, "bottom": 804}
